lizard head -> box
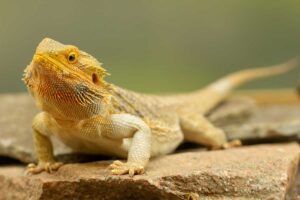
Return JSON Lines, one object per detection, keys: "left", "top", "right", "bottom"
{"left": 23, "top": 38, "right": 112, "bottom": 120}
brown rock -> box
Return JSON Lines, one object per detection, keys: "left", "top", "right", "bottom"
{"left": 288, "top": 165, "right": 300, "bottom": 199}
{"left": 221, "top": 105, "right": 300, "bottom": 141}
{"left": 0, "top": 93, "right": 36, "bottom": 162}
{"left": 0, "top": 93, "right": 74, "bottom": 163}
{"left": 208, "top": 96, "right": 257, "bottom": 126}
{"left": 0, "top": 143, "right": 299, "bottom": 200}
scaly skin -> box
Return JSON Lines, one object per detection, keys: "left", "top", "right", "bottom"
{"left": 23, "top": 38, "right": 298, "bottom": 176}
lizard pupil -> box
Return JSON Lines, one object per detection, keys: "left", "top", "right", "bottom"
{"left": 68, "top": 53, "right": 76, "bottom": 62}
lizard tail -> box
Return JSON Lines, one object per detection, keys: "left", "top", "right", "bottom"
{"left": 208, "top": 58, "right": 298, "bottom": 92}
{"left": 192, "top": 58, "right": 299, "bottom": 113}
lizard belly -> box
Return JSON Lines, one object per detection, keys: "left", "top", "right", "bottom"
{"left": 48, "top": 120, "right": 128, "bottom": 158}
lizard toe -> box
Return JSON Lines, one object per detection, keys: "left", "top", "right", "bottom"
{"left": 109, "top": 161, "right": 145, "bottom": 176}
{"left": 26, "top": 161, "right": 63, "bottom": 175}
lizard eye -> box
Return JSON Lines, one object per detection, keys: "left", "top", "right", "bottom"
{"left": 67, "top": 52, "right": 77, "bottom": 63}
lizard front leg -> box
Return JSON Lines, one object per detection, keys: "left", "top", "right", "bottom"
{"left": 99, "top": 114, "right": 151, "bottom": 176}
{"left": 27, "top": 112, "right": 63, "bottom": 174}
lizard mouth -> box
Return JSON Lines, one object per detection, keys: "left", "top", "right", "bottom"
{"left": 33, "top": 53, "right": 92, "bottom": 82}
{"left": 33, "top": 54, "right": 70, "bottom": 74}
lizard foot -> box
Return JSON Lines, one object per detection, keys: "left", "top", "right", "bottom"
{"left": 26, "top": 161, "right": 63, "bottom": 174}
{"left": 109, "top": 160, "right": 145, "bottom": 177}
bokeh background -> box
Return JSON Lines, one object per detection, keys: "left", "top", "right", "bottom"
{"left": 1, "top": 0, "right": 300, "bottom": 93}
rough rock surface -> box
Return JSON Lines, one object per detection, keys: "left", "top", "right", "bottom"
{"left": 208, "top": 97, "right": 300, "bottom": 141}
{"left": 208, "top": 96, "right": 257, "bottom": 126}
{"left": 0, "top": 93, "right": 299, "bottom": 163}
{"left": 0, "top": 93, "right": 74, "bottom": 163}
{"left": 0, "top": 143, "right": 299, "bottom": 200}
{"left": 221, "top": 105, "right": 300, "bottom": 141}
{"left": 0, "top": 93, "right": 300, "bottom": 199}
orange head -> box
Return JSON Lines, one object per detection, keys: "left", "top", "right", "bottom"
{"left": 23, "top": 38, "right": 112, "bottom": 120}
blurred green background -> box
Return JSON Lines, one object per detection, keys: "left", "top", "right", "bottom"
{"left": 0, "top": 0, "right": 300, "bottom": 93}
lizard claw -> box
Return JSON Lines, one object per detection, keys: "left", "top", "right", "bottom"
{"left": 211, "top": 139, "right": 242, "bottom": 150}
{"left": 26, "top": 161, "right": 63, "bottom": 174}
{"left": 109, "top": 160, "right": 145, "bottom": 177}
{"left": 222, "top": 139, "right": 242, "bottom": 149}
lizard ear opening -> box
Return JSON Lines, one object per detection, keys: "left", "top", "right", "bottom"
{"left": 92, "top": 73, "right": 99, "bottom": 85}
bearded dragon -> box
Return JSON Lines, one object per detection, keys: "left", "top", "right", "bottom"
{"left": 23, "top": 38, "right": 298, "bottom": 176}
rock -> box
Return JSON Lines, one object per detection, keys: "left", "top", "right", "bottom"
{"left": 220, "top": 105, "right": 300, "bottom": 141}
{"left": 288, "top": 165, "right": 300, "bottom": 199}
{"left": 0, "top": 143, "right": 299, "bottom": 200}
{"left": 0, "top": 93, "right": 299, "bottom": 199}
{"left": 0, "top": 93, "right": 36, "bottom": 163}
{"left": 0, "top": 93, "right": 73, "bottom": 163}
{"left": 208, "top": 96, "right": 257, "bottom": 126}
{"left": 0, "top": 93, "right": 300, "bottom": 163}
{"left": 207, "top": 96, "right": 300, "bottom": 142}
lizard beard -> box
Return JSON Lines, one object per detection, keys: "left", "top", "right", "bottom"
{"left": 24, "top": 61, "right": 110, "bottom": 121}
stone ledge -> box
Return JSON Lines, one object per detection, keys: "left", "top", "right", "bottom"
{"left": 0, "top": 93, "right": 299, "bottom": 199}
{"left": 0, "top": 143, "right": 299, "bottom": 200}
